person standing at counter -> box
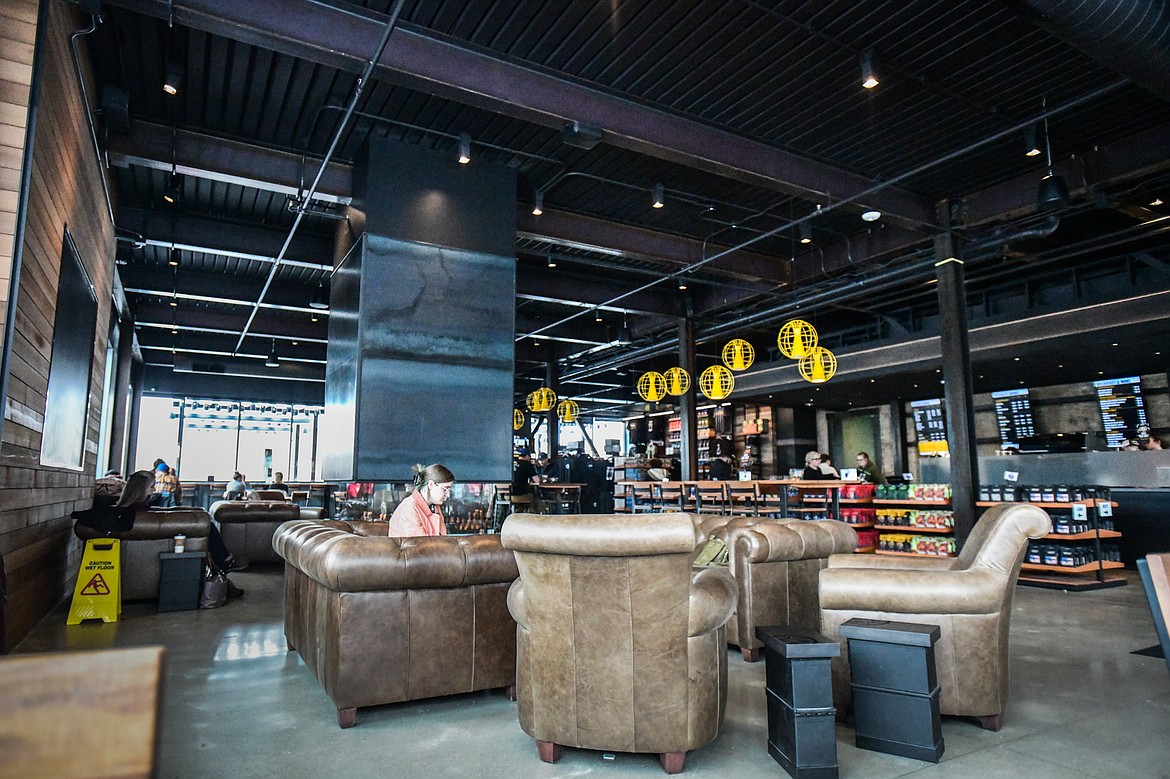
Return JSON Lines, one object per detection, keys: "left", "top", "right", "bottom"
{"left": 388, "top": 463, "right": 455, "bottom": 537}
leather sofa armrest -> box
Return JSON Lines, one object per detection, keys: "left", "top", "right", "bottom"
{"left": 820, "top": 567, "right": 1004, "bottom": 614}
{"left": 825, "top": 552, "right": 959, "bottom": 570}
{"left": 728, "top": 519, "right": 858, "bottom": 564}
{"left": 507, "top": 579, "right": 529, "bottom": 630}
{"left": 688, "top": 567, "right": 737, "bottom": 637}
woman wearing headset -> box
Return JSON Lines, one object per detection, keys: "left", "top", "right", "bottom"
{"left": 387, "top": 463, "right": 455, "bottom": 536}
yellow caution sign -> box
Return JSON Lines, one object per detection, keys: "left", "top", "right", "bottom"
{"left": 67, "top": 539, "right": 122, "bottom": 625}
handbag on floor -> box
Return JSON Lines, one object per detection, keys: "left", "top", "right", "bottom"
{"left": 199, "top": 555, "right": 228, "bottom": 609}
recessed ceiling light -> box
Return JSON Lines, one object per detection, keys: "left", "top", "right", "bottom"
{"left": 1013, "top": 357, "right": 1020, "bottom": 361}
{"left": 861, "top": 210, "right": 881, "bottom": 222}
{"left": 1111, "top": 343, "right": 1119, "bottom": 347}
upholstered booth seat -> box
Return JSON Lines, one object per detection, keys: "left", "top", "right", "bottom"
{"left": 74, "top": 509, "right": 211, "bottom": 600}
{"left": 211, "top": 500, "right": 325, "bottom": 565}
{"left": 701, "top": 515, "right": 859, "bottom": 661}
{"left": 819, "top": 503, "right": 1052, "bottom": 730}
{"left": 502, "top": 512, "right": 737, "bottom": 774}
{"left": 272, "top": 518, "right": 519, "bottom": 727}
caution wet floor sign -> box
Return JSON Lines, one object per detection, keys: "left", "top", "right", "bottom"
{"left": 67, "top": 539, "right": 122, "bottom": 624}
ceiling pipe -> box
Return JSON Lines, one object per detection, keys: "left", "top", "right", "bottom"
{"left": 1019, "top": 0, "right": 1170, "bottom": 102}
{"left": 233, "top": 0, "right": 408, "bottom": 354}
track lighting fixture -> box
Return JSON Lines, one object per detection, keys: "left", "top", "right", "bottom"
{"left": 163, "top": 172, "right": 180, "bottom": 204}
{"left": 532, "top": 191, "right": 544, "bottom": 215}
{"left": 310, "top": 311, "right": 319, "bottom": 323}
{"left": 169, "top": 294, "right": 178, "bottom": 308}
{"left": 169, "top": 246, "right": 180, "bottom": 266}
{"left": 652, "top": 183, "right": 664, "bottom": 209}
{"left": 594, "top": 308, "right": 603, "bottom": 323}
{"left": 1024, "top": 122, "right": 1042, "bottom": 157}
{"left": 799, "top": 220, "right": 813, "bottom": 244}
{"left": 163, "top": 64, "right": 183, "bottom": 95}
{"left": 309, "top": 281, "right": 329, "bottom": 310}
{"left": 457, "top": 132, "right": 471, "bottom": 164}
{"left": 677, "top": 276, "right": 688, "bottom": 291}
{"left": 265, "top": 339, "right": 280, "bottom": 368}
{"left": 546, "top": 254, "right": 557, "bottom": 268}
{"left": 616, "top": 314, "right": 632, "bottom": 345}
{"left": 861, "top": 49, "right": 878, "bottom": 89}
{"left": 1036, "top": 101, "right": 1069, "bottom": 211}
{"left": 861, "top": 210, "right": 881, "bottom": 222}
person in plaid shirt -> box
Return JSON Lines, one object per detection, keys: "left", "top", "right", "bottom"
{"left": 152, "top": 460, "right": 181, "bottom": 507}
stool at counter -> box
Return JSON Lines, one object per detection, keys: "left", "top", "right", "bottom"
{"left": 756, "top": 626, "right": 840, "bottom": 779}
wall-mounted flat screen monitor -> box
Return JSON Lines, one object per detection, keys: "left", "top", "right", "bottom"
{"left": 991, "top": 388, "right": 1035, "bottom": 450}
{"left": 1093, "top": 376, "right": 1148, "bottom": 447}
{"left": 910, "top": 398, "right": 949, "bottom": 456}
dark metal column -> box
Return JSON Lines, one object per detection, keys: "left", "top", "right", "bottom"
{"left": 546, "top": 359, "right": 559, "bottom": 457}
{"left": 107, "top": 317, "right": 135, "bottom": 474}
{"left": 934, "top": 208, "right": 978, "bottom": 541}
{"left": 679, "top": 316, "right": 698, "bottom": 480}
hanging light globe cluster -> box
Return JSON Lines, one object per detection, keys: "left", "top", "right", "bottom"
{"left": 777, "top": 319, "right": 836, "bottom": 384}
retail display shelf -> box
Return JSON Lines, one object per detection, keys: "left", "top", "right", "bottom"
{"left": 1016, "top": 574, "right": 1128, "bottom": 591}
{"left": 874, "top": 525, "right": 953, "bottom": 534}
{"left": 875, "top": 550, "right": 955, "bottom": 559}
{"left": 976, "top": 500, "right": 1117, "bottom": 509}
{"left": 1042, "top": 529, "right": 1122, "bottom": 541}
{"left": 1021, "top": 560, "right": 1124, "bottom": 574}
{"left": 843, "top": 522, "right": 876, "bottom": 530}
{"left": 855, "top": 545, "right": 876, "bottom": 554}
{"left": 874, "top": 499, "right": 951, "bottom": 506}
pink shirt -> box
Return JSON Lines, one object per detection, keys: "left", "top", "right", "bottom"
{"left": 387, "top": 490, "right": 447, "bottom": 537}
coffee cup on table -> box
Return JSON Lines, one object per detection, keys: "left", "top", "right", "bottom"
{"left": 174, "top": 534, "right": 186, "bottom": 553}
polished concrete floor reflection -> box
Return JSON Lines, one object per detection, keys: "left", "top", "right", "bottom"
{"left": 15, "top": 568, "right": 1170, "bottom": 778}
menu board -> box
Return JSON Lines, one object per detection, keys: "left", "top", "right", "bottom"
{"left": 1093, "top": 376, "right": 1148, "bottom": 447}
{"left": 910, "top": 398, "right": 949, "bottom": 456}
{"left": 991, "top": 388, "right": 1035, "bottom": 450}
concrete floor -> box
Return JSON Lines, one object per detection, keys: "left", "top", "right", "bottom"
{"left": 14, "top": 568, "right": 1170, "bottom": 778}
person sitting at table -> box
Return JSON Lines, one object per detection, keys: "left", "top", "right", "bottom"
{"left": 646, "top": 458, "right": 670, "bottom": 482}
{"left": 818, "top": 452, "right": 840, "bottom": 478}
{"left": 264, "top": 471, "right": 292, "bottom": 496}
{"left": 388, "top": 463, "right": 454, "bottom": 536}
{"left": 802, "top": 451, "right": 826, "bottom": 480}
{"left": 224, "top": 472, "right": 251, "bottom": 500}
{"left": 708, "top": 453, "right": 733, "bottom": 481}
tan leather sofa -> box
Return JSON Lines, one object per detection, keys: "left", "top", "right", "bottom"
{"left": 211, "top": 500, "right": 326, "bottom": 565}
{"left": 272, "top": 518, "right": 519, "bottom": 728}
{"left": 819, "top": 502, "right": 1052, "bottom": 730}
{"left": 703, "top": 516, "right": 859, "bottom": 661}
{"left": 503, "top": 512, "right": 737, "bottom": 774}
{"left": 74, "top": 509, "right": 211, "bottom": 600}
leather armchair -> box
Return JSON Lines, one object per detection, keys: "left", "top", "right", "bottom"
{"left": 273, "top": 518, "right": 519, "bottom": 727}
{"left": 74, "top": 509, "right": 211, "bottom": 600}
{"left": 502, "top": 512, "right": 737, "bottom": 774}
{"left": 819, "top": 503, "right": 1052, "bottom": 730}
{"left": 703, "top": 516, "right": 859, "bottom": 661}
{"left": 211, "top": 500, "right": 325, "bottom": 565}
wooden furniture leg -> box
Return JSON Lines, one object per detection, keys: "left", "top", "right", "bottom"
{"left": 536, "top": 740, "right": 562, "bottom": 763}
{"left": 979, "top": 714, "right": 1003, "bottom": 731}
{"left": 660, "top": 752, "right": 687, "bottom": 774}
{"left": 337, "top": 707, "right": 357, "bottom": 728}
{"left": 504, "top": 684, "right": 517, "bottom": 701}
{"left": 741, "top": 646, "right": 760, "bottom": 662}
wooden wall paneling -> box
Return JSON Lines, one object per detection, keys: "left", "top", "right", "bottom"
{"left": 1, "top": 0, "right": 118, "bottom": 651}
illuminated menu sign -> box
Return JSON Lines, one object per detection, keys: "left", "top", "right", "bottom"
{"left": 910, "top": 398, "right": 949, "bottom": 456}
{"left": 992, "top": 388, "right": 1035, "bottom": 450}
{"left": 1093, "top": 376, "right": 1148, "bottom": 447}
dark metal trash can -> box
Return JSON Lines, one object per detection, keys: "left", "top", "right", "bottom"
{"left": 839, "top": 618, "right": 944, "bottom": 762}
{"left": 157, "top": 551, "right": 205, "bottom": 612}
{"left": 756, "top": 626, "right": 841, "bottom": 779}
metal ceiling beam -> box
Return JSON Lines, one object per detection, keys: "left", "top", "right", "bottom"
{"left": 106, "top": 121, "right": 351, "bottom": 203}
{"left": 516, "top": 272, "right": 679, "bottom": 318}
{"left": 517, "top": 210, "right": 788, "bottom": 285}
{"left": 120, "top": 265, "right": 319, "bottom": 309}
{"left": 133, "top": 302, "right": 327, "bottom": 340}
{"left": 118, "top": 207, "right": 334, "bottom": 266}
{"left": 103, "top": 0, "right": 936, "bottom": 226}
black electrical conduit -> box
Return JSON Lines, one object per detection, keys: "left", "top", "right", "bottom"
{"left": 233, "top": 0, "right": 407, "bottom": 354}
{"left": 520, "top": 79, "right": 1127, "bottom": 346}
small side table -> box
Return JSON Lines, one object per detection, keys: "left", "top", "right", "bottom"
{"left": 756, "top": 626, "right": 841, "bottom": 779}
{"left": 839, "top": 618, "right": 944, "bottom": 762}
{"left": 157, "top": 551, "right": 205, "bottom": 612}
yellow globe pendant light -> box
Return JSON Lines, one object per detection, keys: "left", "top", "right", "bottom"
{"left": 526, "top": 387, "right": 557, "bottom": 412}
{"left": 556, "top": 399, "right": 579, "bottom": 423}
{"left": 663, "top": 366, "right": 691, "bottom": 395}
{"left": 699, "top": 364, "right": 735, "bottom": 400}
{"left": 798, "top": 347, "right": 837, "bottom": 384}
{"left": 513, "top": 409, "right": 525, "bottom": 430}
{"left": 777, "top": 319, "right": 818, "bottom": 359}
{"left": 722, "top": 338, "right": 755, "bottom": 371}
{"left": 636, "top": 371, "right": 667, "bottom": 402}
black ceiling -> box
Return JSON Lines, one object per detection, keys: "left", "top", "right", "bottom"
{"left": 81, "top": 0, "right": 1170, "bottom": 415}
